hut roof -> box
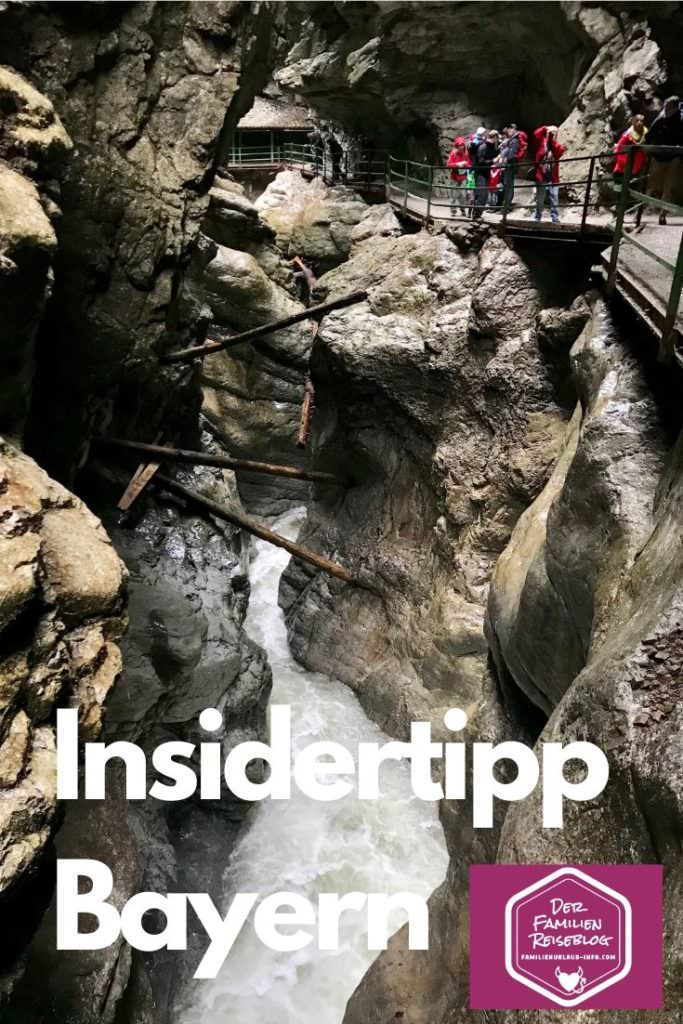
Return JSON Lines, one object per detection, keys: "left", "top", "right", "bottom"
{"left": 237, "top": 96, "right": 312, "bottom": 131}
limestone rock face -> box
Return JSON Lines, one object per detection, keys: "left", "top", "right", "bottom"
{"left": 487, "top": 302, "right": 683, "bottom": 1024}
{"left": 105, "top": 467, "right": 269, "bottom": 758}
{"left": 558, "top": 5, "right": 668, "bottom": 161}
{"left": 487, "top": 305, "right": 667, "bottom": 712}
{"left": 0, "top": 1, "right": 274, "bottom": 479}
{"left": 0, "top": 439, "right": 126, "bottom": 999}
{"left": 281, "top": 229, "right": 576, "bottom": 737}
{"left": 188, "top": 176, "right": 309, "bottom": 514}
{"left": 340, "top": 298, "right": 683, "bottom": 1024}
{"left": 7, "top": 465, "right": 271, "bottom": 1024}
{"left": 255, "top": 170, "right": 368, "bottom": 267}
{"left": 0, "top": 65, "right": 71, "bottom": 174}
{"left": 194, "top": 170, "right": 376, "bottom": 514}
{"left": 0, "top": 67, "right": 71, "bottom": 436}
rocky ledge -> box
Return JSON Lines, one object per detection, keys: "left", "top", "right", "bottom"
{"left": 0, "top": 440, "right": 126, "bottom": 1004}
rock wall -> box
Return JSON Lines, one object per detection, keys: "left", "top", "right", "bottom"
{"left": 0, "top": 1, "right": 274, "bottom": 481}
{"left": 193, "top": 168, "right": 386, "bottom": 514}
{"left": 488, "top": 304, "right": 683, "bottom": 1024}
{"left": 0, "top": 441, "right": 126, "bottom": 1005}
{"left": 189, "top": 172, "right": 310, "bottom": 514}
{"left": 5, "top": 465, "right": 271, "bottom": 1024}
{"left": 281, "top": 225, "right": 587, "bottom": 735}
{"left": 275, "top": 212, "right": 683, "bottom": 1021}
{"left": 0, "top": 66, "right": 70, "bottom": 437}
{"left": 335, "top": 299, "right": 683, "bottom": 1024}
{"left": 0, "top": 4, "right": 278, "bottom": 1015}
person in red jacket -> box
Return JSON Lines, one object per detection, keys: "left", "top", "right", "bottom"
{"left": 446, "top": 136, "right": 470, "bottom": 216}
{"left": 613, "top": 114, "right": 648, "bottom": 183}
{"left": 533, "top": 124, "right": 565, "bottom": 223}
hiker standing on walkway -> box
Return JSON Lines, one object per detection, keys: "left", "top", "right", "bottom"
{"left": 613, "top": 114, "right": 648, "bottom": 183}
{"left": 467, "top": 127, "right": 486, "bottom": 218}
{"left": 614, "top": 114, "right": 648, "bottom": 224}
{"left": 499, "top": 124, "right": 524, "bottom": 208}
{"left": 470, "top": 128, "right": 499, "bottom": 219}
{"left": 446, "top": 136, "right": 470, "bottom": 216}
{"left": 533, "top": 125, "right": 565, "bottom": 223}
{"left": 645, "top": 96, "right": 683, "bottom": 225}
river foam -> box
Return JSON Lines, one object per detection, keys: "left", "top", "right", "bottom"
{"left": 180, "top": 507, "right": 447, "bottom": 1023}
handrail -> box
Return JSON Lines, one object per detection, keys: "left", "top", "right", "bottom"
{"left": 606, "top": 146, "right": 683, "bottom": 361}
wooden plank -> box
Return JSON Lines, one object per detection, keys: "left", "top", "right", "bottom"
{"left": 297, "top": 375, "right": 315, "bottom": 449}
{"left": 117, "top": 459, "right": 163, "bottom": 511}
{"left": 155, "top": 475, "right": 355, "bottom": 584}
{"left": 161, "top": 290, "right": 367, "bottom": 364}
{"left": 97, "top": 437, "right": 339, "bottom": 485}
{"left": 117, "top": 460, "right": 165, "bottom": 511}
{"left": 116, "top": 430, "right": 164, "bottom": 511}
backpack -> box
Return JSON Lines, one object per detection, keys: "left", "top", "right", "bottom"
{"left": 541, "top": 149, "right": 554, "bottom": 182}
{"left": 517, "top": 130, "right": 528, "bottom": 161}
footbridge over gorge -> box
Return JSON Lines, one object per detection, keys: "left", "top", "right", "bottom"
{"left": 226, "top": 141, "right": 683, "bottom": 366}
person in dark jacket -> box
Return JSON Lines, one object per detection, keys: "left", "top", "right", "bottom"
{"left": 499, "top": 124, "right": 520, "bottom": 207}
{"left": 645, "top": 96, "right": 683, "bottom": 224}
{"left": 469, "top": 129, "right": 499, "bottom": 219}
{"left": 533, "top": 125, "right": 565, "bottom": 223}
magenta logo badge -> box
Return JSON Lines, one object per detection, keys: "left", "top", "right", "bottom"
{"left": 470, "top": 865, "right": 663, "bottom": 1009}
{"left": 506, "top": 867, "right": 630, "bottom": 1006}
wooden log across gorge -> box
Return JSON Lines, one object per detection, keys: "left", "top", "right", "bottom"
{"left": 95, "top": 437, "right": 340, "bottom": 485}
{"left": 155, "top": 475, "right": 355, "bottom": 584}
{"left": 161, "top": 290, "right": 368, "bottom": 364}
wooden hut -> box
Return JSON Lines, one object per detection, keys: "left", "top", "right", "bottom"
{"left": 229, "top": 96, "right": 313, "bottom": 166}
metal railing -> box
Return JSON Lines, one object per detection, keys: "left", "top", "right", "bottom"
{"left": 606, "top": 145, "right": 683, "bottom": 361}
{"left": 225, "top": 140, "right": 386, "bottom": 187}
{"left": 387, "top": 151, "right": 619, "bottom": 235}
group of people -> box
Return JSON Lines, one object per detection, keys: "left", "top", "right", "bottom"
{"left": 447, "top": 97, "right": 683, "bottom": 225}
{"left": 446, "top": 123, "right": 564, "bottom": 222}
{"left": 613, "top": 96, "right": 683, "bottom": 225}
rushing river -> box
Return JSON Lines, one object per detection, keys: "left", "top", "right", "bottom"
{"left": 184, "top": 508, "right": 447, "bottom": 1024}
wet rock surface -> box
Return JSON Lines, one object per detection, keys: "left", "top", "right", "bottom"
{"left": 0, "top": 66, "right": 70, "bottom": 437}
{"left": 254, "top": 170, "right": 369, "bottom": 268}
{"left": 339, "top": 300, "right": 683, "bottom": 1024}
{"left": 281, "top": 228, "right": 579, "bottom": 736}
{"left": 0, "top": 1, "right": 274, "bottom": 480}
{"left": 195, "top": 170, "right": 381, "bottom": 515}
{"left": 191, "top": 174, "right": 311, "bottom": 514}
{"left": 6, "top": 466, "right": 271, "bottom": 1024}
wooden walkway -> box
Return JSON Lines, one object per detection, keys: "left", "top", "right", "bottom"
{"left": 386, "top": 184, "right": 613, "bottom": 243}
{"left": 222, "top": 147, "right": 683, "bottom": 363}
{"left": 600, "top": 222, "right": 683, "bottom": 364}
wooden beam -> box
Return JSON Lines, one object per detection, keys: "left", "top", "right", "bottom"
{"left": 155, "top": 475, "right": 355, "bottom": 584}
{"left": 297, "top": 375, "right": 315, "bottom": 449}
{"left": 116, "top": 432, "right": 168, "bottom": 511}
{"left": 161, "top": 290, "right": 367, "bottom": 364}
{"left": 96, "top": 437, "right": 340, "bottom": 485}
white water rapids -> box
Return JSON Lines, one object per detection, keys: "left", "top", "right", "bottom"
{"left": 182, "top": 508, "right": 447, "bottom": 1023}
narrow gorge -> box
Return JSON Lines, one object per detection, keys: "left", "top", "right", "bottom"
{"left": 0, "top": 3, "right": 682, "bottom": 1024}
